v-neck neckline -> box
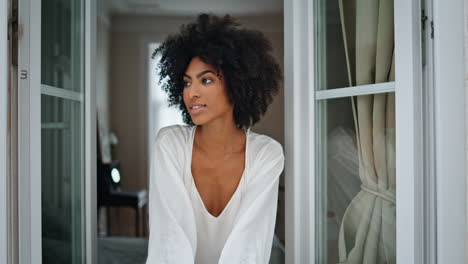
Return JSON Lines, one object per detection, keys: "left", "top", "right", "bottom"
{"left": 189, "top": 125, "right": 250, "bottom": 219}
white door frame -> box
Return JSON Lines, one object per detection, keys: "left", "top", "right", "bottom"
{"left": 17, "top": 0, "right": 42, "bottom": 262}
{"left": 84, "top": 0, "right": 98, "bottom": 262}
{"left": 284, "top": 0, "right": 436, "bottom": 263}
{"left": 1, "top": 0, "right": 9, "bottom": 262}
{"left": 394, "top": 0, "right": 425, "bottom": 262}
{"left": 432, "top": 0, "right": 466, "bottom": 262}
{"left": 15, "top": 0, "right": 98, "bottom": 262}
{"left": 284, "top": 0, "right": 315, "bottom": 262}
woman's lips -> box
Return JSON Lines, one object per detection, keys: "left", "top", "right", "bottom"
{"left": 189, "top": 104, "right": 206, "bottom": 114}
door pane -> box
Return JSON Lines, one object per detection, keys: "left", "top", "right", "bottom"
{"left": 41, "top": 0, "right": 84, "bottom": 262}
{"left": 316, "top": 93, "right": 396, "bottom": 264}
{"left": 314, "top": 0, "right": 349, "bottom": 90}
{"left": 41, "top": 0, "right": 82, "bottom": 91}
{"left": 41, "top": 94, "right": 83, "bottom": 263}
{"left": 314, "top": 1, "right": 396, "bottom": 263}
{"left": 315, "top": 0, "right": 395, "bottom": 90}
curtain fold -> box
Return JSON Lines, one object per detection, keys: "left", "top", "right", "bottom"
{"left": 337, "top": 0, "right": 395, "bottom": 263}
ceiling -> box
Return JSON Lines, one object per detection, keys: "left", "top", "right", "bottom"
{"left": 101, "top": 0, "right": 283, "bottom": 16}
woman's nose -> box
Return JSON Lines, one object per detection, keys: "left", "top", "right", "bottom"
{"left": 188, "top": 83, "right": 200, "bottom": 98}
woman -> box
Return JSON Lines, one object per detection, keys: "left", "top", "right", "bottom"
{"left": 146, "top": 13, "right": 284, "bottom": 264}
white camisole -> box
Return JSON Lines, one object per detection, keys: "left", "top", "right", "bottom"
{"left": 186, "top": 125, "right": 249, "bottom": 264}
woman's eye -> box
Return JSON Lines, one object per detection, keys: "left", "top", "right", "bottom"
{"left": 202, "top": 78, "right": 213, "bottom": 85}
{"left": 183, "top": 81, "right": 191, "bottom": 87}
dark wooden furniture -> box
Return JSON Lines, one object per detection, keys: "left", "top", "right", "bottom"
{"left": 97, "top": 159, "right": 148, "bottom": 237}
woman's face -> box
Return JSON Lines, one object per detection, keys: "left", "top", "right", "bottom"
{"left": 183, "top": 57, "right": 233, "bottom": 126}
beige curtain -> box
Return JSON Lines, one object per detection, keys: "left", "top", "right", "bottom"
{"left": 337, "top": 0, "right": 396, "bottom": 263}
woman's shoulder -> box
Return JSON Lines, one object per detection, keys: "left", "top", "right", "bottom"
{"left": 245, "top": 131, "right": 285, "bottom": 184}
{"left": 248, "top": 130, "right": 284, "bottom": 159}
{"left": 154, "top": 124, "right": 193, "bottom": 147}
{"left": 157, "top": 124, "right": 192, "bottom": 138}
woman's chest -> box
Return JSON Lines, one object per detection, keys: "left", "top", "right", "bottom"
{"left": 190, "top": 151, "right": 245, "bottom": 217}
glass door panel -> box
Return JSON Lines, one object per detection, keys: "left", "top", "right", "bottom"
{"left": 41, "top": 95, "right": 83, "bottom": 263}
{"left": 316, "top": 94, "right": 396, "bottom": 263}
{"left": 41, "top": 0, "right": 82, "bottom": 92}
{"left": 314, "top": 0, "right": 396, "bottom": 263}
{"left": 314, "top": 0, "right": 395, "bottom": 92}
{"left": 314, "top": 0, "right": 349, "bottom": 91}
{"left": 41, "top": 0, "right": 84, "bottom": 263}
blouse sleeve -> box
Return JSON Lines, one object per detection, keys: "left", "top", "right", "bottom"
{"left": 145, "top": 128, "right": 197, "bottom": 264}
{"left": 218, "top": 140, "right": 285, "bottom": 264}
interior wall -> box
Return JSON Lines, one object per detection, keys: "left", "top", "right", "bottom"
{"left": 97, "top": 18, "right": 111, "bottom": 135}
{"left": 96, "top": 15, "right": 112, "bottom": 235}
{"left": 109, "top": 14, "right": 285, "bottom": 237}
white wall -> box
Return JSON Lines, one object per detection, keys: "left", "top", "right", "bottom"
{"left": 108, "top": 14, "right": 285, "bottom": 237}
{"left": 96, "top": 14, "right": 112, "bottom": 235}
{"left": 97, "top": 17, "right": 111, "bottom": 136}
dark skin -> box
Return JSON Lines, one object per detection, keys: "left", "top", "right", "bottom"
{"left": 183, "top": 57, "right": 247, "bottom": 218}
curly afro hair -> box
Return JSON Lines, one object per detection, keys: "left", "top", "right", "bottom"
{"left": 152, "top": 13, "right": 282, "bottom": 129}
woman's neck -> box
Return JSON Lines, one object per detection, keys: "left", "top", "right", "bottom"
{"left": 195, "top": 121, "right": 246, "bottom": 155}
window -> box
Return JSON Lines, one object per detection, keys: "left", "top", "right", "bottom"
{"left": 314, "top": 1, "right": 395, "bottom": 263}
{"left": 148, "top": 43, "right": 184, "bottom": 138}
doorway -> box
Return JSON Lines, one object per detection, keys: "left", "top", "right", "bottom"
{"left": 96, "top": 1, "right": 285, "bottom": 263}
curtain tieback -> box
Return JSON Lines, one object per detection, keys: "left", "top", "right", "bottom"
{"left": 361, "top": 184, "right": 396, "bottom": 204}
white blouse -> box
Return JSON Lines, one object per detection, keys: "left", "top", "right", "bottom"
{"left": 146, "top": 124, "right": 285, "bottom": 264}
{"left": 187, "top": 125, "right": 247, "bottom": 264}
